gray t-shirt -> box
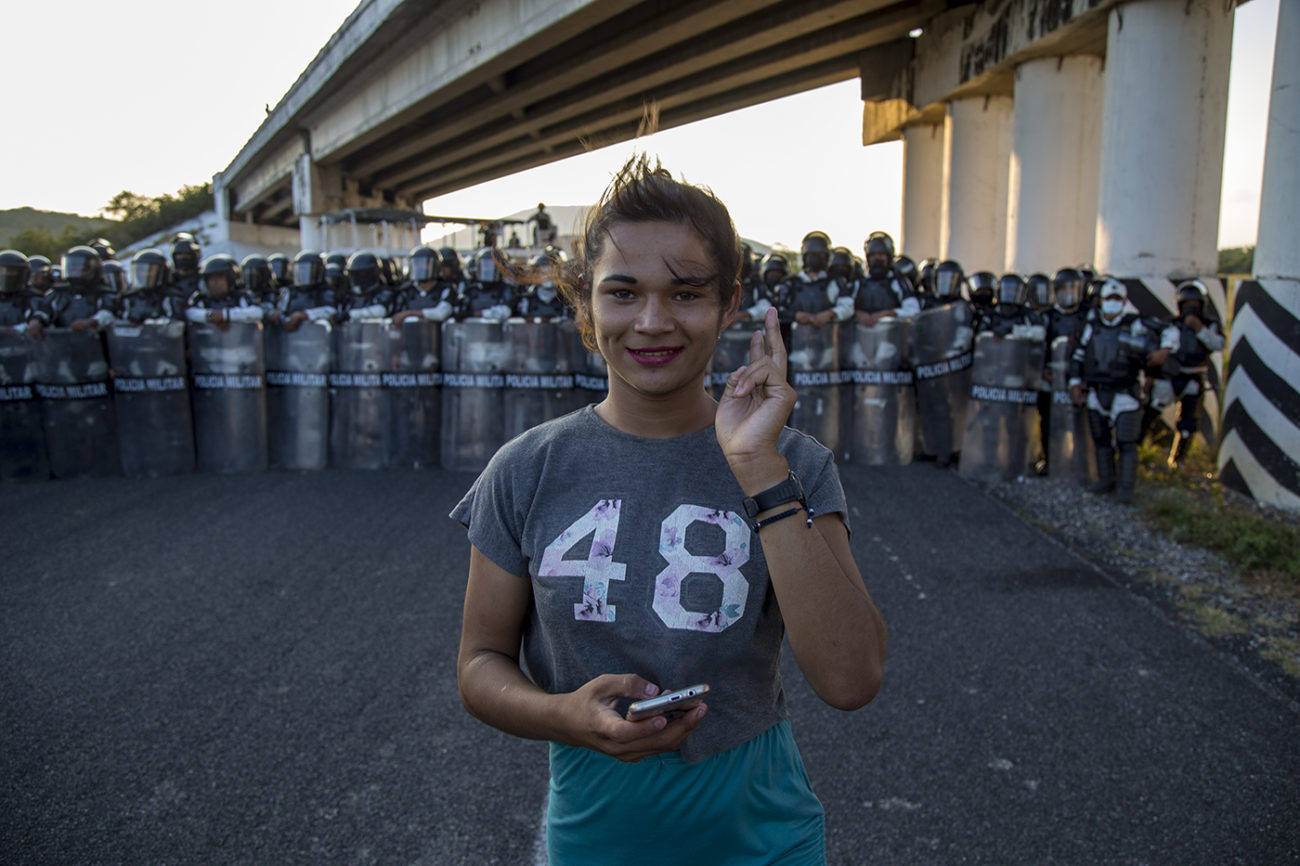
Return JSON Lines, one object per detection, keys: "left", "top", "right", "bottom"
{"left": 451, "top": 404, "right": 850, "bottom": 763}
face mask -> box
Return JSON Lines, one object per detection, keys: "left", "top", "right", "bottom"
{"left": 1101, "top": 298, "right": 1124, "bottom": 317}
{"left": 537, "top": 285, "right": 557, "bottom": 303}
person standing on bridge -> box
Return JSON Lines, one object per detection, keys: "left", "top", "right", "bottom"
{"left": 453, "top": 154, "right": 886, "bottom": 865}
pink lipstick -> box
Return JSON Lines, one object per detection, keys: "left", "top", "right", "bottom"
{"left": 628, "top": 346, "right": 684, "bottom": 366}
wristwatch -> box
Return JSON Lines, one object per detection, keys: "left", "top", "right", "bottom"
{"left": 742, "top": 471, "right": 806, "bottom": 524}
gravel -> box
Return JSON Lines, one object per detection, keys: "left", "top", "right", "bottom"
{"left": 984, "top": 471, "right": 1300, "bottom": 706}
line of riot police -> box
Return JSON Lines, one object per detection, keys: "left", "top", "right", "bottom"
{"left": 716, "top": 230, "right": 1223, "bottom": 505}
{"left": 1, "top": 230, "right": 1223, "bottom": 503}
{"left": 0, "top": 237, "right": 589, "bottom": 479}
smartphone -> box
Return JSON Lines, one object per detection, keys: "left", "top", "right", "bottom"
{"left": 625, "top": 684, "right": 711, "bottom": 722}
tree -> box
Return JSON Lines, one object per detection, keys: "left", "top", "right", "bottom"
{"left": 99, "top": 183, "right": 214, "bottom": 248}
{"left": 8, "top": 225, "right": 95, "bottom": 261}
{"left": 1218, "top": 246, "right": 1254, "bottom": 276}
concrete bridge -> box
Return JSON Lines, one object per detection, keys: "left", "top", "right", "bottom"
{"left": 210, "top": 0, "right": 1298, "bottom": 510}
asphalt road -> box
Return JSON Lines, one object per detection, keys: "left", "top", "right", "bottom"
{"left": 2, "top": 462, "right": 1297, "bottom": 865}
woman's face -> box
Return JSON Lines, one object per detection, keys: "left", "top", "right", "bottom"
{"left": 588, "top": 220, "right": 737, "bottom": 402}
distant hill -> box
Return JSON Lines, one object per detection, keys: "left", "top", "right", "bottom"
{"left": 0, "top": 207, "right": 109, "bottom": 249}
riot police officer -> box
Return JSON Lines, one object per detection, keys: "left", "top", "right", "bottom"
{"left": 853, "top": 232, "right": 919, "bottom": 326}
{"left": 1158, "top": 279, "right": 1225, "bottom": 467}
{"left": 1035, "top": 267, "right": 1091, "bottom": 474}
{"left": 513, "top": 252, "right": 571, "bottom": 321}
{"left": 268, "top": 250, "right": 338, "bottom": 332}
{"left": 392, "top": 245, "right": 455, "bottom": 324}
{"left": 966, "top": 270, "right": 997, "bottom": 328}
{"left": 102, "top": 260, "right": 128, "bottom": 299}
{"left": 976, "top": 274, "right": 1045, "bottom": 341}
{"left": 0, "top": 250, "right": 38, "bottom": 332}
{"left": 456, "top": 247, "right": 513, "bottom": 320}
{"left": 241, "top": 255, "right": 277, "bottom": 314}
{"left": 169, "top": 234, "right": 202, "bottom": 299}
{"left": 1068, "top": 278, "right": 1177, "bottom": 503}
{"left": 119, "top": 248, "right": 186, "bottom": 324}
{"left": 185, "top": 255, "right": 264, "bottom": 327}
{"left": 29, "top": 245, "right": 118, "bottom": 336}
{"left": 924, "top": 259, "right": 966, "bottom": 310}
{"left": 780, "top": 231, "right": 853, "bottom": 327}
{"left": 341, "top": 251, "right": 395, "bottom": 320}
{"left": 26, "top": 254, "right": 53, "bottom": 296}
{"left": 267, "top": 253, "right": 293, "bottom": 290}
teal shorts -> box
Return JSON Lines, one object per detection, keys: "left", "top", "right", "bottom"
{"left": 547, "top": 720, "right": 826, "bottom": 866}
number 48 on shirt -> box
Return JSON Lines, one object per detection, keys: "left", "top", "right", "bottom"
{"left": 538, "top": 499, "right": 753, "bottom": 634}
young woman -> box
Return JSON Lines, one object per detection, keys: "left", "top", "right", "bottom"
{"left": 453, "top": 156, "right": 887, "bottom": 865}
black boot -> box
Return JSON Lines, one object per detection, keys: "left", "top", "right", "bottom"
{"left": 1117, "top": 446, "right": 1138, "bottom": 504}
{"left": 1090, "top": 446, "right": 1115, "bottom": 494}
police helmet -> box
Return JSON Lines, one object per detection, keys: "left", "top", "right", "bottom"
{"left": 292, "top": 250, "right": 325, "bottom": 288}
{"left": 0, "top": 249, "right": 30, "bottom": 295}
{"left": 267, "top": 253, "right": 292, "bottom": 286}
{"left": 996, "top": 273, "right": 1026, "bottom": 308}
{"left": 102, "top": 260, "right": 128, "bottom": 294}
{"left": 129, "top": 249, "right": 170, "bottom": 292}
{"left": 761, "top": 252, "right": 789, "bottom": 288}
{"left": 932, "top": 260, "right": 964, "bottom": 300}
{"left": 199, "top": 254, "right": 241, "bottom": 298}
{"left": 828, "top": 247, "right": 855, "bottom": 281}
{"left": 409, "top": 245, "right": 440, "bottom": 283}
{"left": 241, "top": 255, "right": 272, "bottom": 295}
{"left": 170, "top": 236, "right": 201, "bottom": 274}
{"left": 800, "top": 231, "right": 831, "bottom": 272}
{"left": 1175, "top": 280, "right": 1208, "bottom": 317}
{"left": 917, "top": 259, "right": 936, "bottom": 294}
{"left": 894, "top": 255, "right": 918, "bottom": 291}
{"left": 27, "top": 255, "right": 52, "bottom": 291}
{"left": 62, "top": 245, "right": 104, "bottom": 288}
{"left": 89, "top": 238, "right": 116, "bottom": 260}
{"left": 1077, "top": 263, "right": 1097, "bottom": 286}
{"left": 472, "top": 247, "right": 500, "bottom": 283}
{"left": 864, "top": 232, "right": 894, "bottom": 277}
{"left": 1052, "top": 267, "right": 1083, "bottom": 311}
{"left": 439, "top": 247, "right": 462, "bottom": 279}
{"left": 966, "top": 271, "right": 996, "bottom": 305}
{"left": 325, "top": 251, "right": 349, "bottom": 270}
{"left": 1026, "top": 273, "right": 1052, "bottom": 312}
{"left": 325, "top": 262, "right": 347, "bottom": 294}
{"left": 346, "top": 251, "right": 382, "bottom": 290}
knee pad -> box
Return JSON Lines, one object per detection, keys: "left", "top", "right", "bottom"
{"left": 1115, "top": 410, "right": 1143, "bottom": 445}
{"left": 1087, "top": 409, "right": 1111, "bottom": 444}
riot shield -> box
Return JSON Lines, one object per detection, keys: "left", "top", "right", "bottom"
{"left": 572, "top": 333, "right": 607, "bottom": 406}
{"left": 265, "top": 321, "right": 331, "bottom": 471}
{"left": 911, "top": 302, "right": 975, "bottom": 465}
{"left": 441, "top": 319, "right": 507, "bottom": 472}
{"left": 502, "top": 319, "right": 575, "bottom": 441}
{"left": 959, "top": 332, "right": 1045, "bottom": 483}
{"left": 0, "top": 330, "right": 49, "bottom": 480}
{"left": 845, "top": 318, "right": 915, "bottom": 466}
{"left": 107, "top": 321, "right": 193, "bottom": 477}
{"left": 36, "top": 328, "right": 119, "bottom": 478}
{"left": 330, "top": 319, "right": 392, "bottom": 470}
{"left": 188, "top": 322, "right": 268, "bottom": 474}
{"left": 711, "top": 323, "right": 755, "bottom": 398}
{"left": 787, "top": 322, "right": 841, "bottom": 454}
{"left": 387, "top": 318, "right": 441, "bottom": 469}
{"left": 1046, "top": 336, "right": 1096, "bottom": 484}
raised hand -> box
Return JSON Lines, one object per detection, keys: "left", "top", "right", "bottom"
{"left": 715, "top": 306, "right": 797, "bottom": 479}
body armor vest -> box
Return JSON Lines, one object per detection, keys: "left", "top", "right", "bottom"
{"left": 1082, "top": 314, "right": 1146, "bottom": 388}
{"left": 0, "top": 294, "right": 32, "bottom": 326}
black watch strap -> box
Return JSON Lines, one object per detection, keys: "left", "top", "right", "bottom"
{"left": 742, "top": 471, "right": 805, "bottom": 521}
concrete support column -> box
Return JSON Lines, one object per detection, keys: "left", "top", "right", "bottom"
{"left": 1093, "top": 0, "right": 1233, "bottom": 279}
{"left": 1005, "top": 55, "right": 1104, "bottom": 274}
{"left": 940, "top": 95, "right": 1013, "bottom": 273}
{"left": 1219, "top": 0, "right": 1300, "bottom": 512}
{"left": 900, "top": 122, "right": 945, "bottom": 260}
{"left": 292, "top": 155, "right": 341, "bottom": 252}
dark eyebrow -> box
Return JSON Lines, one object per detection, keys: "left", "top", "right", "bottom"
{"left": 599, "top": 273, "right": 638, "bottom": 285}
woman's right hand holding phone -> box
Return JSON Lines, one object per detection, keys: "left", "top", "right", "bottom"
{"left": 558, "top": 673, "right": 706, "bottom": 763}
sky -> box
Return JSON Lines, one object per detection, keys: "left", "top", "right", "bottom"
{"left": 0, "top": 0, "right": 1278, "bottom": 252}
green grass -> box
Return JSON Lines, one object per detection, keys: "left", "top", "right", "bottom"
{"left": 1136, "top": 441, "right": 1300, "bottom": 588}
